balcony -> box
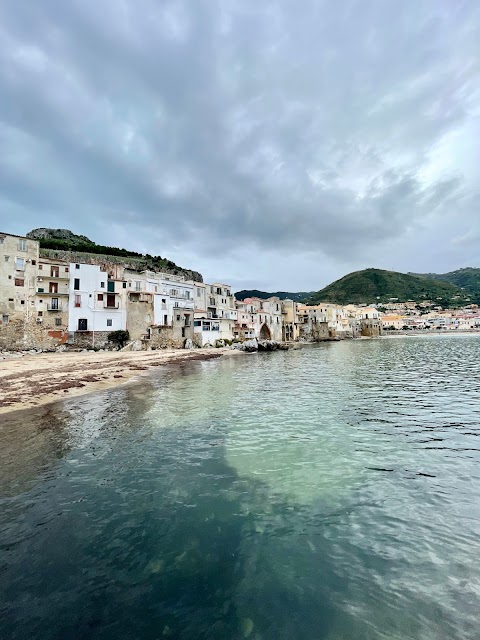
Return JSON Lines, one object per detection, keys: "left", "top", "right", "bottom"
{"left": 47, "top": 303, "right": 65, "bottom": 311}
{"left": 37, "top": 274, "right": 69, "bottom": 281}
{"left": 104, "top": 302, "right": 120, "bottom": 309}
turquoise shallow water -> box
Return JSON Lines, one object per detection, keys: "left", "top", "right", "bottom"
{"left": 1, "top": 335, "right": 480, "bottom": 639}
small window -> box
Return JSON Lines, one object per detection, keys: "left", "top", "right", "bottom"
{"left": 4, "top": 255, "right": 9, "bottom": 262}
{"left": 17, "top": 239, "right": 26, "bottom": 251}
{"left": 38, "top": 311, "right": 43, "bottom": 317}
{"left": 98, "top": 294, "right": 104, "bottom": 301}
{"left": 14, "top": 278, "right": 24, "bottom": 287}
{"left": 2, "top": 314, "right": 8, "bottom": 324}
{"left": 176, "top": 315, "right": 181, "bottom": 321}
{"left": 20, "top": 300, "right": 25, "bottom": 305}
{"left": 55, "top": 317, "right": 62, "bottom": 326}
{"left": 122, "top": 281, "right": 127, "bottom": 288}
{"left": 32, "top": 260, "right": 36, "bottom": 265}
{"left": 162, "top": 298, "right": 166, "bottom": 303}
{"left": 74, "top": 278, "right": 80, "bottom": 290}
{"left": 65, "top": 267, "right": 69, "bottom": 273}
{"left": 75, "top": 264, "right": 80, "bottom": 269}
{"left": 106, "top": 319, "right": 113, "bottom": 327}
{"left": 100, "top": 282, "right": 105, "bottom": 288}
{"left": 8, "top": 298, "right": 13, "bottom": 302}
{"left": 38, "top": 263, "right": 42, "bottom": 270}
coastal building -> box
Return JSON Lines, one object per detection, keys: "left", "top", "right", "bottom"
{"left": 236, "top": 297, "right": 282, "bottom": 341}
{"left": 357, "top": 307, "right": 382, "bottom": 337}
{"left": 34, "top": 257, "right": 70, "bottom": 337}
{"left": 280, "top": 300, "right": 301, "bottom": 341}
{"left": 68, "top": 263, "right": 127, "bottom": 346}
{"left": 297, "top": 305, "right": 330, "bottom": 341}
{"left": 0, "top": 232, "right": 39, "bottom": 348}
{"left": 381, "top": 314, "right": 406, "bottom": 330}
{"left": 194, "top": 283, "right": 236, "bottom": 346}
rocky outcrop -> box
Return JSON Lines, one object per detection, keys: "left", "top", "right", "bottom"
{"left": 233, "top": 339, "right": 288, "bottom": 352}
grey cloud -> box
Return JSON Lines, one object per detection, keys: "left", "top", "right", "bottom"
{"left": 0, "top": 0, "right": 479, "bottom": 288}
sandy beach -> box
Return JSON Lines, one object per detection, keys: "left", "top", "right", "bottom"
{"left": 0, "top": 348, "right": 238, "bottom": 415}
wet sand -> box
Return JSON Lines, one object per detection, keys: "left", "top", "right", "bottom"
{"left": 0, "top": 348, "right": 240, "bottom": 415}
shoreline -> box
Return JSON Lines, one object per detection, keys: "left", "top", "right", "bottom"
{"left": 0, "top": 348, "right": 242, "bottom": 416}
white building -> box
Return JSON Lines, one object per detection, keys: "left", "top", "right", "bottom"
{"left": 68, "top": 263, "right": 126, "bottom": 335}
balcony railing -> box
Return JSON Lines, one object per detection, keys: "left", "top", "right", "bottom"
{"left": 47, "top": 304, "right": 65, "bottom": 311}
{"left": 104, "top": 302, "right": 120, "bottom": 309}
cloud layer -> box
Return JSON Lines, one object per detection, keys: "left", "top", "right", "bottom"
{"left": 0, "top": 0, "right": 479, "bottom": 289}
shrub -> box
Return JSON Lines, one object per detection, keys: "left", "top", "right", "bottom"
{"left": 108, "top": 329, "right": 130, "bottom": 349}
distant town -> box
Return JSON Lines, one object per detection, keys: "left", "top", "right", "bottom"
{"left": 1, "top": 231, "right": 479, "bottom": 352}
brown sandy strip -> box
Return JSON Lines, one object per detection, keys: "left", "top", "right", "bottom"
{"left": 0, "top": 348, "right": 241, "bottom": 415}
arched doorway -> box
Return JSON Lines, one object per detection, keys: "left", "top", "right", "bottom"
{"left": 259, "top": 323, "right": 271, "bottom": 340}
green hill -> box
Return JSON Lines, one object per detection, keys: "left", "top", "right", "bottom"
{"left": 234, "top": 289, "right": 312, "bottom": 302}
{"left": 26, "top": 228, "right": 203, "bottom": 282}
{"left": 412, "top": 268, "right": 480, "bottom": 303}
{"left": 306, "top": 268, "right": 470, "bottom": 306}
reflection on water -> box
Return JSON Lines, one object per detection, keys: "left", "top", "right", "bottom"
{"left": 1, "top": 336, "right": 480, "bottom": 639}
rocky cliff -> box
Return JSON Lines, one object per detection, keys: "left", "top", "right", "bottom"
{"left": 26, "top": 228, "right": 203, "bottom": 282}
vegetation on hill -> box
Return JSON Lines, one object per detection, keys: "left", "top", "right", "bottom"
{"left": 306, "top": 268, "right": 470, "bottom": 306}
{"left": 413, "top": 268, "right": 480, "bottom": 303}
{"left": 26, "top": 228, "right": 202, "bottom": 281}
{"left": 234, "top": 289, "right": 312, "bottom": 302}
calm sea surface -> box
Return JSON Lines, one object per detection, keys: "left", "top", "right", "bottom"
{"left": 1, "top": 335, "right": 480, "bottom": 640}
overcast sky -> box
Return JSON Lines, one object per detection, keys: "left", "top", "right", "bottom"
{"left": 0, "top": 1, "right": 479, "bottom": 291}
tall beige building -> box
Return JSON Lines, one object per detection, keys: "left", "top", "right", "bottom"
{"left": 0, "top": 232, "right": 39, "bottom": 331}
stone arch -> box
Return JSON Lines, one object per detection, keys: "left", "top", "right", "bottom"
{"left": 259, "top": 323, "right": 271, "bottom": 340}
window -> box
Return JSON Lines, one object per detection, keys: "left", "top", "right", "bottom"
{"left": 17, "top": 239, "right": 26, "bottom": 251}
{"left": 65, "top": 267, "right": 69, "bottom": 273}
{"left": 20, "top": 300, "right": 25, "bottom": 305}
{"left": 38, "top": 263, "right": 42, "bottom": 270}
{"left": 0, "top": 237, "right": 4, "bottom": 244}
{"left": 197, "top": 288, "right": 201, "bottom": 297}
{"left": 107, "top": 281, "right": 115, "bottom": 292}
{"left": 2, "top": 315, "right": 8, "bottom": 324}
{"left": 100, "top": 282, "right": 105, "bottom": 288}
{"left": 97, "top": 294, "right": 104, "bottom": 301}
{"left": 78, "top": 318, "right": 88, "bottom": 331}
{"left": 176, "top": 315, "right": 181, "bottom": 321}
{"left": 74, "top": 278, "right": 80, "bottom": 290}
{"left": 14, "top": 278, "right": 24, "bottom": 287}
{"left": 38, "top": 288, "right": 44, "bottom": 293}
{"left": 8, "top": 298, "right": 13, "bottom": 302}
{"left": 123, "top": 281, "right": 127, "bottom": 288}
{"left": 51, "top": 266, "right": 59, "bottom": 277}
{"left": 74, "top": 294, "right": 81, "bottom": 308}
{"left": 49, "top": 282, "right": 58, "bottom": 293}
{"left": 106, "top": 319, "right": 113, "bottom": 327}
{"left": 32, "top": 260, "right": 36, "bottom": 265}
{"left": 38, "top": 311, "right": 43, "bottom": 317}
{"left": 55, "top": 318, "right": 62, "bottom": 326}
{"left": 75, "top": 264, "right": 80, "bottom": 269}
{"left": 135, "top": 281, "right": 141, "bottom": 291}
{"left": 15, "top": 257, "right": 25, "bottom": 270}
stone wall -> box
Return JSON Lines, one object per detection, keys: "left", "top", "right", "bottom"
{"left": 71, "top": 331, "right": 111, "bottom": 349}
{"left": 0, "top": 316, "right": 69, "bottom": 351}
{"left": 148, "top": 326, "right": 186, "bottom": 349}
